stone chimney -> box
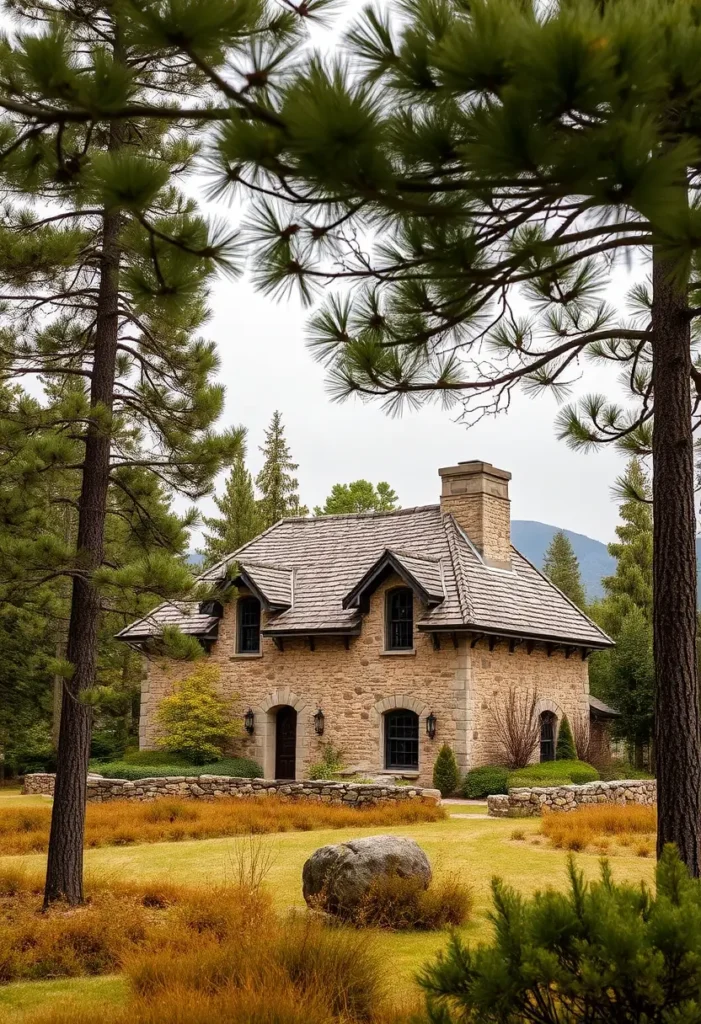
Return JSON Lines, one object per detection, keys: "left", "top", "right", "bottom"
{"left": 439, "top": 460, "right": 512, "bottom": 569}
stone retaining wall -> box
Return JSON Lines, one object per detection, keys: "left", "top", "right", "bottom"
{"left": 488, "top": 778, "right": 656, "bottom": 817}
{"left": 23, "top": 773, "right": 441, "bottom": 806}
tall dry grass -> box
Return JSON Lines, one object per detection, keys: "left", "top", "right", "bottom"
{"left": 0, "top": 796, "right": 443, "bottom": 854}
{"left": 541, "top": 803, "right": 656, "bottom": 853}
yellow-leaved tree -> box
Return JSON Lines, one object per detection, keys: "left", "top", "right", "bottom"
{"left": 156, "top": 666, "right": 238, "bottom": 765}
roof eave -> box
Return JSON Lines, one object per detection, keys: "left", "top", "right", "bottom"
{"left": 417, "top": 622, "right": 613, "bottom": 651}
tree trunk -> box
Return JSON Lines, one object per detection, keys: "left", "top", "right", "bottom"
{"left": 43, "top": 207, "right": 121, "bottom": 907}
{"left": 652, "top": 246, "right": 701, "bottom": 874}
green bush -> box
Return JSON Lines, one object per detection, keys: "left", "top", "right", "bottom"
{"left": 508, "top": 759, "right": 598, "bottom": 788}
{"left": 307, "top": 743, "right": 346, "bottom": 780}
{"left": 156, "top": 664, "right": 238, "bottom": 763}
{"left": 432, "top": 745, "right": 460, "bottom": 797}
{"left": 89, "top": 757, "right": 263, "bottom": 781}
{"left": 418, "top": 846, "right": 701, "bottom": 1023}
{"left": 598, "top": 758, "right": 654, "bottom": 782}
{"left": 555, "top": 714, "right": 577, "bottom": 760}
{"left": 461, "top": 766, "right": 509, "bottom": 799}
{"left": 120, "top": 750, "right": 190, "bottom": 767}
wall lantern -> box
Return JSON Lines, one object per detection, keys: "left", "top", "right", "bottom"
{"left": 426, "top": 712, "right": 437, "bottom": 740}
{"left": 314, "top": 708, "right": 325, "bottom": 736}
{"left": 244, "top": 708, "right": 255, "bottom": 735}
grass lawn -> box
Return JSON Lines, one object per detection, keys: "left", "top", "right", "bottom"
{"left": 0, "top": 789, "right": 50, "bottom": 808}
{"left": 0, "top": 813, "right": 656, "bottom": 1004}
{"left": 0, "top": 976, "right": 128, "bottom": 1023}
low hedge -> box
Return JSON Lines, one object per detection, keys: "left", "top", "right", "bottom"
{"left": 461, "top": 760, "right": 599, "bottom": 798}
{"left": 88, "top": 757, "right": 263, "bottom": 781}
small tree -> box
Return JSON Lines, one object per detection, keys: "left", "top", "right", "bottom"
{"left": 543, "top": 533, "right": 587, "bottom": 610}
{"left": 432, "top": 744, "right": 460, "bottom": 797}
{"left": 314, "top": 480, "right": 399, "bottom": 516}
{"left": 201, "top": 448, "right": 262, "bottom": 567}
{"left": 256, "top": 411, "right": 308, "bottom": 528}
{"left": 156, "top": 665, "right": 238, "bottom": 764}
{"left": 556, "top": 715, "right": 577, "bottom": 762}
{"left": 571, "top": 714, "right": 591, "bottom": 764}
{"left": 490, "top": 689, "right": 540, "bottom": 770}
{"left": 419, "top": 846, "right": 701, "bottom": 1024}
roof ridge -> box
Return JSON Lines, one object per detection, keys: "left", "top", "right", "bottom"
{"left": 388, "top": 547, "right": 442, "bottom": 564}
{"left": 239, "top": 559, "right": 292, "bottom": 572}
{"left": 279, "top": 503, "right": 440, "bottom": 524}
{"left": 442, "top": 513, "right": 473, "bottom": 623}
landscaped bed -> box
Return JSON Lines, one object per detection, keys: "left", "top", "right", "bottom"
{"left": 0, "top": 796, "right": 444, "bottom": 855}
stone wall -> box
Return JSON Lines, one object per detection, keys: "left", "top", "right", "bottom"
{"left": 23, "top": 772, "right": 442, "bottom": 806}
{"left": 487, "top": 778, "right": 656, "bottom": 817}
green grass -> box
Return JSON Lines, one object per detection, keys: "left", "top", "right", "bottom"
{"left": 0, "top": 789, "right": 48, "bottom": 807}
{"left": 0, "top": 975, "right": 128, "bottom": 1022}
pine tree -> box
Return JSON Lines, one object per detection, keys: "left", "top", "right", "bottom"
{"left": 543, "top": 532, "right": 587, "bottom": 609}
{"left": 555, "top": 715, "right": 577, "bottom": 762}
{"left": 314, "top": 479, "right": 399, "bottom": 516}
{"left": 601, "top": 459, "right": 654, "bottom": 635}
{"left": 256, "top": 412, "right": 308, "bottom": 528}
{"left": 201, "top": 448, "right": 262, "bottom": 566}
{"left": 432, "top": 744, "right": 460, "bottom": 797}
{"left": 207, "top": 0, "right": 701, "bottom": 873}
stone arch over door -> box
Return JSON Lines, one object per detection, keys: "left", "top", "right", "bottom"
{"left": 371, "top": 695, "right": 429, "bottom": 773}
{"left": 535, "top": 697, "right": 563, "bottom": 763}
{"left": 256, "top": 688, "right": 310, "bottom": 780}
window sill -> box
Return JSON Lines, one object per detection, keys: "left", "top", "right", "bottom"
{"left": 230, "top": 653, "right": 263, "bottom": 660}
{"left": 378, "top": 770, "right": 420, "bottom": 778}
{"left": 380, "top": 649, "right": 416, "bottom": 657}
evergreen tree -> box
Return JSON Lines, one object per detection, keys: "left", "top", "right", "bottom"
{"left": 601, "top": 459, "right": 654, "bottom": 635}
{"left": 432, "top": 744, "right": 460, "bottom": 797}
{"left": 256, "top": 412, "right": 308, "bottom": 528}
{"left": 314, "top": 480, "right": 399, "bottom": 516}
{"left": 201, "top": 447, "right": 262, "bottom": 566}
{"left": 543, "top": 532, "right": 587, "bottom": 609}
{"left": 208, "top": 0, "right": 701, "bottom": 872}
{"left": 555, "top": 715, "right": 577, "bottom": 762}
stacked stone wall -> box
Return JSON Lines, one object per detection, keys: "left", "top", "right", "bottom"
{"left": 487, "top": 778, "right": 656, "bottom": 817}
{"left": 23, "top": 772, "right": 441, "bottom": 806}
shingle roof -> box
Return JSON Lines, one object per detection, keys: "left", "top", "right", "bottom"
{"left": 115, "top": 602, "right": 219, "bottom": 641}
{"left": 589, "top": 695, "right": 620, "bottom": 717}
{"left": 342, "top": 548, "right": 445, "bottom": 609}
{"left": 117, "top": 505, "right": 612, "bottom": 648}
{"left": 235, "top": 562, "right": 292, "bottom": 610}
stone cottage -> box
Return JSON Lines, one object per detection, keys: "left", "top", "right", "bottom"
{"left": 118, "top": 460, "right": 614, "bottom": 787}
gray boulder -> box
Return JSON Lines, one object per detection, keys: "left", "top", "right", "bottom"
{"left": 302, "top": 834, "right": 431, "bottom": 916}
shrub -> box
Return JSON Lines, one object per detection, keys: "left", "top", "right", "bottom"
{"left": 307, "top": 742, "right": 346, "bottom": 780}
{"left": 121, "top": 750, "right": 191, "bottom": 766}
{"left": 461, "top": 766, "right": 509, "bottom": 798}
{"left": 432, "top": 745, "right": 460, "bottom": 797}
{"left": 156, "top": 665, "right": 238, "bottom": 763}
{"left": 419, "top": 846, "right": 700, "bottom": 1023}
{"left": 541, "top": 803, "right": 656, "bottom": 853}
{"left": 508, "top": 759, "right": 599, "bottom": 788}
{"left": 555, "top": 714, "right": 577, "bottom": 761}
{"left": 346, "top": 872, "right": 473, "bottom": 931}
{"left": 88, "top": 757, "right": 263, "bottom": 780}
{"left": 598, "top": 758, "right": 653, "bottom": 781}
{"left": 488, "top": 688, "right": 540, "bottom": 769}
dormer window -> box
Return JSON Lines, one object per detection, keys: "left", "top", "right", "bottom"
{"left": 386, "top": 587, "right": 413, "bottom": 650}
{"left": 238, "top": 597, "right": 261, "bottom": 654}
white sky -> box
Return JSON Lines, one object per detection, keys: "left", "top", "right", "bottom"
{"left": 188, "top": 3, "right": 631, "bottom": 548}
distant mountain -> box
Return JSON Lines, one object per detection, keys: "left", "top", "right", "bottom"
{"left": 512, "top": 521, "right": 614, "bottom": 602}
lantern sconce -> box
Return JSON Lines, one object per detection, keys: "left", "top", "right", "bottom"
{"left": 244, "top": 708, "right": 255, "bottom": 735}
{"left": 426, "top": 711, "right": 437, "bottom": 740}
{"left": 314, "top": 708, "right": 325, "bottom": 736}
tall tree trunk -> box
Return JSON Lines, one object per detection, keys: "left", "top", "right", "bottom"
{"left": 652, "top": 246, "right": 701, "bottom": 874}
{"left": 43, "top": 206, "right": 121, "bottom": 907}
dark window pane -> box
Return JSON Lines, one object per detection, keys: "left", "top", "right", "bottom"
{"left": 540, "top": 712, "right": 555, "bottom": 762}
{"left": 386, "top": 588, "right": 413, "bottom": 650}
{"left": 238, "top": 597, "right": 260, "bottom": 653}
{"left": 385, "top": 709, "right": 419, "bottom": 770}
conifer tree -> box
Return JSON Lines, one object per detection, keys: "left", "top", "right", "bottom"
{"left": 543, "top": 532, "right": 587, "bottom": 610}
{"left": 314, "top": 479, "right": 399, "bottom": 516}
{"left": 601, "top": 459, "right": 654, "bottom": 634}
{"left": 207, "top": 0, "right": 701, "bottom": 872}
{"left": 256, "top": 411, "right": 308, "bottom": 528}
{"left": 555, "top": 715, "right": 577, "bottom": 762}
{"left": 201, "top": 447, "right": 262, "bottom": 566}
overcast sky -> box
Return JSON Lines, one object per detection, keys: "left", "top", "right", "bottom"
{"left": 190, "top": 3, "right": 634, "bottom": 549}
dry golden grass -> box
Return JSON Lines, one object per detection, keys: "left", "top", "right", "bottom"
{"left": 540, "top": 803, "right": 656, "bottom": 854}
{"left": 0, "top": 797, "right": 443, "bottom": 855}
{"left": 352, "top": 872, "right": 473, "bottom": 930}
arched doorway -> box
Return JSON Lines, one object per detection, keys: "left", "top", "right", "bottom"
{"left": 275, "top": 706, "right": 297, "bottom": 779}
{"left": 540, "top": 711, "right": 556, "bottom": 762}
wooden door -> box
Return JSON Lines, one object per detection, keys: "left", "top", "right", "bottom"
{"left": 275, "top": 706, "right": 297, "bottom": 779}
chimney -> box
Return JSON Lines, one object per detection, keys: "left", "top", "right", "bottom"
{"left": 439, "top": 460, "right": 512, "bottom": 569}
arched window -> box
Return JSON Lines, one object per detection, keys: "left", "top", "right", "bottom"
{"left": 386, "top": 587, "right": 414, "bottom": 651}
{"left": 385, "top": 709, "right": 419, "bottom": 770}
{"left": 238, "top": 597, "right": 261, "bottom": 653}
{"left": 540, "top": 711, "right": 556, "bottom": 762}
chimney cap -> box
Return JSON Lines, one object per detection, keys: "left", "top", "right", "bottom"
{"left": 439, "top": 460, "right": 511, "bottom": 482}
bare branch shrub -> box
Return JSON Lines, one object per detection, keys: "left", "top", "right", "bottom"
{"left": 489, "top": 689, "right": 540, "bottom": 769}
{"left": 572, "top": 713, "right": 591, "bottom": 763}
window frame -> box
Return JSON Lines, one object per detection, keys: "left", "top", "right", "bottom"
{"left": 384, "top": 708, "right": 420, "bottom": 771}
{"left": 237, "top": 596, "right": 261, "bottom": 654}
{"left": 385, "top": 586, "right": 414, "bottom": 652}
{"left": 540, "top": 711, "right": 556, "bottom": 763}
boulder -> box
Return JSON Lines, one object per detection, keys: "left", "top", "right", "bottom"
{"left": 302, "top": 834, "right": 431, "bottom": 916}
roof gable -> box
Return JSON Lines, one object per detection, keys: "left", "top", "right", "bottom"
{"left": 342, "top": 548, "right": 445, "bottom": 610}
{"left": 234, "top": 561, "right": 292, "bottom": 611}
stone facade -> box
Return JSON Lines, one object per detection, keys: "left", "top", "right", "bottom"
{"left": 23, "top": 773, "right": 441, "bottom": 806}
{"left": 487, "top": 778, "right": 656, "bottom": 817}
{"left": 139, "top": 572, "right": 591, "bottom": 788}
